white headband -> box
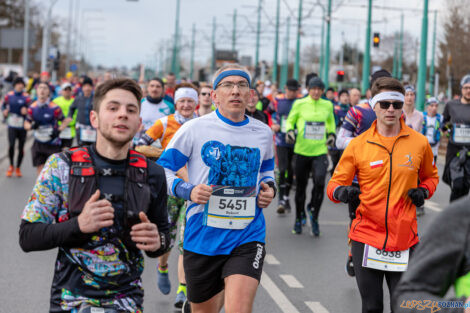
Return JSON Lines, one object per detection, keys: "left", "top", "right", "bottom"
{"left": 174, "top": 87, "right": 198, "bottom": 105}
{"left": 369, "top": 91, "right": 405, "bottom": 109}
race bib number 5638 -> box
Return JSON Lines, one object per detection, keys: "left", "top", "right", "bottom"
{"left": 362, "top": 244, "right": 409, "bottom": 272}
{"left": 203, "top": 186, "right": 256, "bottom": 230}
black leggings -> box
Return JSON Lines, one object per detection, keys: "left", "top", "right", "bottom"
{"left": 351, "top": 241, "right": 415, "bottom": 313}
{"left": 294, "top": 154, "right": 328, "bottom": 221}
{"left": 7, "top": 127, "right": 27, "bottom": 168}
{"left": 276, "top": 146, "right": 294, "bottom": 201}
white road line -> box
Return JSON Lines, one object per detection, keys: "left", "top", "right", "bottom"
{"left": 425, "top": 200, "right": 443, "bottom": 212}
{"left": 261, "top": 271, "right": 300, "bottom": 313}
{"left": 279, "top": 274, "right": 304, "bottom": 288}
{"left": 305, "top": 301, "right": 330, "bottom": 313}
{"left": 265, "top": 254, "right": 281, "bottom": 265}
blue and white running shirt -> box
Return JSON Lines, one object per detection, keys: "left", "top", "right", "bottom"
{"left": 158, "top": 109, "right": 275, "bottom": 256}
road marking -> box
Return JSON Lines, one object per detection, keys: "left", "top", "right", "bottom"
{"left": 261, "top": 271, "right": 300, "bottom": 313}
{"left": 280, "top": 274, "right": 304, "bottom": 288}
{"left": 425, "top": 200, "right": 442, "bottom": 212}
{"left": 305, "top": 301, "right": 330, "bottom": 313}
{"left": 265, "top": 254, "right": 281, "bottom": 265}
{"left": 320, "top": 220, "right": 349, "bottom": 226}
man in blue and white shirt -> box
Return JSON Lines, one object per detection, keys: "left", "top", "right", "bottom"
{"left": 158, "top": 64, "right": 276, "bottom": 313}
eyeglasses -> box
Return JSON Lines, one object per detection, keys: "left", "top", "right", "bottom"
{"left": 201, "top": 92, "right": 211, "bottom": 96}
{"left": 378, "top": 101, "right": 404, "bottom": 110}
{"left": 216, "top": 81, "right": 250, "bottom": 90}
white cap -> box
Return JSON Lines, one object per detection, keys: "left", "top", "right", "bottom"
{"left": 61, "top": 82, "right": 72, "bottom": 90}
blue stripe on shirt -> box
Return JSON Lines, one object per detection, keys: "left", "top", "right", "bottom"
{"left": 260, "top": 158, "right": 275, "bottom": 172}
{"left": 157, "top": 148, "right": 189, "bottom": 171}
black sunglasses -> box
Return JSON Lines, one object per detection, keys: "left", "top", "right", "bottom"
{"left": 378, "top": 101, "right": 404, "bottom": 110}
{"left": 201, "top": 92, "right": 211, "bottom": 96}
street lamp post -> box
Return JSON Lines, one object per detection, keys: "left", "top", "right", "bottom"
{"left": 361, "top": 0, "right": 372, "bottom": 94}
{"left": 416, "top": 0, "right": 429, "bottom": 111}
{"left": 40, "top": 0, "right": 58, "bottom": 73}
{"left": 22, "top": 0, "right": 30, "bottom": 75}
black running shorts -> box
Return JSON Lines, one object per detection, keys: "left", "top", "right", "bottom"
{"left": 183, "top": 241, "right": 266, "bottom": 303}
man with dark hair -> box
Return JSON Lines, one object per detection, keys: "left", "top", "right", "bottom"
{"left": 19, "top": 78, "right": 171, "bottom": 313}
{"left": 2, "top": 77, "right": 31, "bottom": 177}
{"left": 271, "top": 78, "right": 301, "bottom": 214}
{"left": 165, "top": 72, "right": 177, "bottom": 99}
{"left": 64, "top": 77, "right": 95, "bottom": 145}
{"left": 327, "top": 76, "right": 438, "bottom": 313}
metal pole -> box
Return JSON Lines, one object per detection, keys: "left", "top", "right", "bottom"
{"left": 22, "top": 0, "right": 30, "bottom": 75}
{"left": 416, "top": 0, "right": 429, "bottom": 111}
{"left": 280, "top": 17, "right": 290, "bottom": 89}
{"left": 429, "top": 10, "right": 437, "bottom": 96}
{"left": 323, "top": 0, "right": 332, "bottom": 88}
{"left": 73, "top": 0, "right": 80, "bottom": 62}
{"left": 255, "top": 0, "right": 262, "bottom": 69}
{"left": 398, "top": 13, "right": 404, "bottom": 81}
{"left": 272, "top": 0, "right": 280, "bottom": 84}
{"left": 41, "top": 0, "right": 58, "bottom": 73}
{"left": 392, "top": 33, "right": 398, "bottom": 78}
{"left": 319, "top": 10, "right": 325, "bottom": 81}
{"left": 232, "top": 9, "right": 237, "bottom": 52}
{"left": 293, "top": 0, "right": 302, "bottom": 80}
{"left": 190, "top": 23, "right": 195, "bottom": 81}
{"left": 65, "top": 0, "right": 74, "bottom": 72}
{"left": 361, "top": 0, "right": 372, "bottom": 94}
{"left": 171, "top": 0, "right": 181, "bottom": 77}
{"left": 211, "top": 16, "right": 216, "bottom": 74}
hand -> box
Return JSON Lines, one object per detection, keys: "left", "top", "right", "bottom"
{"left": 258, "top": 182, "right": 275, "bottom": 208}
{"left": 334, "top": 185, "right": 361, "bottom": 204}
{"left": 20, "top": 107, "right": 27, "bottom": 115}
{"left": 24, "top": 121, "right": 32, "bottom": 131}
{"left": 190, "top": 184, "right": 213, "bottom": 204}
{"left": 2, "top": 109, "right": 8, "bottom": 118}
{"left": 326, "top": 133, "right": 336, "bottom": 147}
{"left": 285, "top": 130, "right": 296, "bottom": 144}
{"left": 130, "top": 212, "right": 161, "bottom": 252}
{"left": 77, "top": 190, "right": 115, "bottom": 233}
{"left": 407, "top": 187, "right": 427, "bottom": 207}
{"left": 62, "top": 117, "right": 73, "bottom": 127}
{"left": 271, "top": 124, "right": 280, "bottom": 133}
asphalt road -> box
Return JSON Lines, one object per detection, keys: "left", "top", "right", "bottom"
{"left": 0, "top": 141, "right": 452, "bottom": 313}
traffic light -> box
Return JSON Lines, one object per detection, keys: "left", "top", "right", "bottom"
{"left": 373, "top": 33, "right": 380, "bottom": 48}
{"left": 336, "top": 70, "right": 345, "bottom": 82}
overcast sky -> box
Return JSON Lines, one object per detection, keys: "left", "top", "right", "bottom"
{"left": 41, "top": 0, "right": 447, "bottom": 70}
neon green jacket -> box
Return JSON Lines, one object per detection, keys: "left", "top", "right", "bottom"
{"left": 54, "top": 96, "right": 77, "bottom": 138}
{"left": 286, "top": 95, "right": 335, "bottom": 157}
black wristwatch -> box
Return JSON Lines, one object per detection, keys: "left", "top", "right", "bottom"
{"left": 266, "top": 181, "right": 277, "bottom": 198}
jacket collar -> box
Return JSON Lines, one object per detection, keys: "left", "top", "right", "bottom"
{"left": 369, "top": 118, "right": 411, "bottom": 140}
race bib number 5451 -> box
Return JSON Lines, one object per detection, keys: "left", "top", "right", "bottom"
{"left": 203, "top": 186, "right": 256, "bottom": 230}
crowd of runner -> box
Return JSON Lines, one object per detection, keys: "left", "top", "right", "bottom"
{"left": 3, "top": 64, "right": 470, "bottom": 313}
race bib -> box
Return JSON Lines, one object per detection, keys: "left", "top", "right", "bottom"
{"left": 362, "top": 244, "right": 409, "bottom": 272}
{"left": 304, "top": 121, "right": 325, "bottom": 140}
{"left": 7, "top": 113, "right": 24, "bottom": 128}
{"left": 453, "top": 124, "right": 470, "bottom": 144}
{"left": 59, "top": 127, "right": 73, "bottom": 139}
{"left": 203, "top": 186, "right": 257, "bottom": 230}
{"left": 80, "top": 126, "right": 96, "bottom": 142}
{"left": 34, "top": 125, "right": 53, "bottom": 143}
{"left": 280, "top": 115, "right": 288, "bottom": 133}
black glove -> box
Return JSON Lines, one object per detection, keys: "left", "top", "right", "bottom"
{"left": 334, "top": 185, "right": 361, "bottom": 204}
{"left": 326, "top": 133, "right": 336, "bottom": 147}
{"left": 285, "top": 130, "right": 296, "bottom": 145}
{"left": 407, "top": 187, "right": 428, "bottom": 207}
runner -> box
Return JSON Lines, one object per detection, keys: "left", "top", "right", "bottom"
{"left": 63, "top": 77, "right": 96, "bottom": 146}
{"left": 2, "top": 77, "right": 31, "bottom": 177}
{"left": 271, "top": 78, "right": 301, "bottom": 214}
{"left": 422, "top": 97, "right": 443, "bottom": 163}
{"left": 336, "top": 69, "right": 392, "bottom": 277}
{"left": 25, "top": 82, "right": 66, "bottom": 175}
{"left": 442, "top": 74, "right": 470, "bottom": 202}
{"left": 246, "top": 89, "right": 268, "bottom": 124}
{"left": 285, "top": 76, "right": 336, "bottom": 236}
{"left": 327, "top": 76, "right": 439, "bottom": 313}
{"left": 137, "top": 82, "right": 198, "bottom": 309}
{"left": 53, "top": 83, "right": 76, "bottom": 149}
{"left": 196, "top": 84, "right": 213, "bottom": 117}
{"left": 19, "top": 78, "right": 171, "bottom": 313}
{"left": 403, "top": 85, "right": 424, "bottom": 132}
{"left": 329, "top": 89, "right": 350, "bottom": 176}
{"left": 157, "top": 64, "right": 276, "bottom": 313}
{"left": 165, "top": 73, "right": 177, "bottom": 99}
